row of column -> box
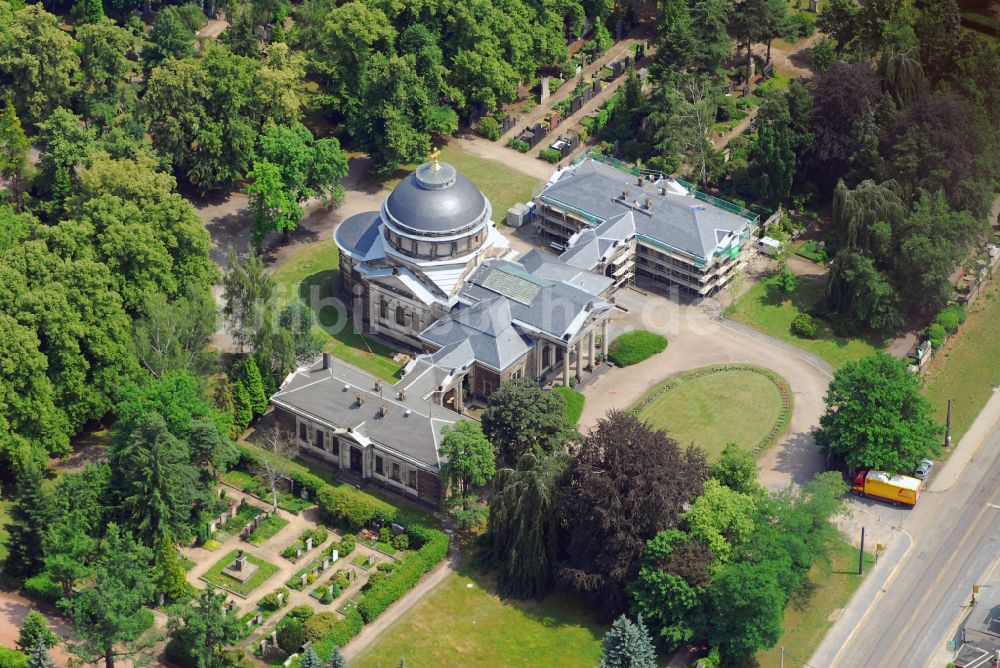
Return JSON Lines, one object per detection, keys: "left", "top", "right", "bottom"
{"left": 563, "top": 319, "right": 610, "bottom": 387}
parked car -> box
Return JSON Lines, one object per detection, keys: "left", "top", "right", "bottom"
{"left": 914, "top": 459, "right": 934, "bottom": 479}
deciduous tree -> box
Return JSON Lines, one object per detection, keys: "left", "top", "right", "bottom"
{"left": 481, "top": 378, "right": 574, "bottom": 467}
{"left": 817, "top": 352, "right": 942, "bottom": 471}
{"left": 440, "top": 421, "right": 495, "bottom": 510}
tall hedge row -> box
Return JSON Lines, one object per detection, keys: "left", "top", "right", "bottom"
{"left": 316, "top": 485, "right": 395, "bottom": 531}
{"left": 356, "top": 528, "right": 450, "bottom": 623}
{"left": 310, "top": 610, "right": 364, "bottom": 659}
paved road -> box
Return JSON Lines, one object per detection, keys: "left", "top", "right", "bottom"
{"left": 814, "top": 413, "right": 1000, "bottom": 667}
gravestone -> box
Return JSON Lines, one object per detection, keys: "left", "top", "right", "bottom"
{"left": 271, "top": 630, "right": 277, "bottom": 645}
{"left": 260, "top": 639, "right": 268, "bottom": 655}
{"left": 350, "top": 569, "right": 356, "bottom": 581}
{"left": 305, "top": 537, "right": 313, "bottom": 551}
{"left": 296, "top": 548, "right": 302, "bottom": 559}
{"left": 158, "top": 592, "right": 165, "bottom": 607}
{"left": 209, "top": 521, "right": 217, "bottom": 534}
{"left": 331, "top": 550, "right": 339, "bottom": 562}
{"left": 390, "top": 523, "right": 405, "bottom": 536}
{"left": 300, "top": 573, "right": 308, "bottom": 587}
{"left": 246, "top": 619, "right": 254, "bottom": 629}
{"left": 235, "top": 553, "right": 247, "bottom": 571}
{"left": 230, "top": 505, "right": 237, "bottom": 518}
{"left": 300, "top": 488, "right": 308, "bottom": 499}
{"left": 576, "top": 64, "right": 582, "bottom": 77}
{"left": 220, "top": 512, "right": 227, "bottom": 526}
{"left": 256, "top": 611, "right": 263, "bottom": 624}
{"left": 808, "top": 0, "right": 818, "bottom": 10}
{"left": 540, "top": 76, "right": 550, "bottom": 103}
{"left": 367, "top": 554, "right": 375, "bottom": 566}
{"left": 322, "top": 557, "right": 330, "bottom": 570}
{"left": 328, "top": 584, "right": 335, "bottom": 596}
{"left": 276, "top": 591, "right": 284, "bottom": 606}
{"left": 223, "top": 551, "right": 258, "bottom": 583}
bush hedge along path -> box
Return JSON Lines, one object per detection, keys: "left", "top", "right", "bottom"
{"left": 631, "top": 364, "right": 793, "bottom": 462}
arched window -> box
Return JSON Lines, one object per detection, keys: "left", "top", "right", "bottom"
{"left": 379, "top": 298, "right": 388, "bottom": 320}
{"left": 396, "top": 305, "right": 406, "bottom": 326}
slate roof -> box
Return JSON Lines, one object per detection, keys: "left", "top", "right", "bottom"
{"left": 271, "top": 357, "right": 467, "bottom": 472}
{"left": 560, "top": 212, "right": 637, "bottom": 271}
{"left": 384, "top": 161, "right": 488, "bottom": 234}
{"left": 419, "top": 297, "right": 535, "bottom": 371}
{"left": 538, "top": 159, "right": 751, "bottom": 261}
{"left": 334, "top": 211, "right": 382, "bottom": 259}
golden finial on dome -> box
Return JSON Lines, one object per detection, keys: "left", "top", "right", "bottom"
{"left": 429, "top": 146, "right": 441, "bottom": 171}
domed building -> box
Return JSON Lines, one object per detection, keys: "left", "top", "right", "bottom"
{"left": 335, "top": 151, "right": 511, "bottom": 347}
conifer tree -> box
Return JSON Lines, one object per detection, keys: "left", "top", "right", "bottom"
{"left": 242, "top": 355, "right": 268, "bottom": 416}
{"left": 27, "top": 637, "right": 59, "bottom": 668}
{"left": 324, "top": 647, "right": 349, "bottom": 668}
{"left": 17, "top": 611, "right": 58, "bottom": 651}
{"left": 233, "top": 380, "right": 253, "bottom": 433}
{"left": 153, "top": 535, "right": 190, "bottom": 602}
{"left": 299, "top": 648, "right": 322, "bottom": 668}
{"left": 598, "top": 615, "right": 657, "bottom": 668}
{"left": 6, "top": 460, "right": 52, "bottom": 577}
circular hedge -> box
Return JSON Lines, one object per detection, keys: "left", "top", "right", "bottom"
{"left": 606, "top": 330, "right": 668, "bottom": 366}
{"left": 630, "top": 364, "right": 793, "bottom": 458}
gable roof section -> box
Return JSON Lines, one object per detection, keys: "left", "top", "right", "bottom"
{"left": 538, "top": 158, "right": 750, "bottom": 261}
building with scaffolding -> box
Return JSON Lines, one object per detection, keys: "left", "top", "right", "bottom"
{"left": 536, "top": 155, "right": 760, "bottom": 297}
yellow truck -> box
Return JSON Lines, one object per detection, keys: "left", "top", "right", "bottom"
{"left": 850, "top": 469, "right": 922, "bottom": 507}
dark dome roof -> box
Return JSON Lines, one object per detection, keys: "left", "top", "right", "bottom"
{"left": 384, "top": 161, "right": 488, "bottom": 234}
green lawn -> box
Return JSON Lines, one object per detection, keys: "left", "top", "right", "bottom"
{"left": 757, "top": 538, "right": 874, "bottom": 666}
{"left": 728, "top": 275, "right": 884, "bottom": 368}
{"left": 352, "top": 560, "right": 607, "bottom": 668}
{"left": 246, "top": 515, "right": 289, "bottom": 547}
{"left": 922, "top": 275, "right": 1000, "bottom": 443}
{"left": 270, "top": 240, "right": 402, "bottom": 382}
{"left": 633, "top": 366, "right": 790, "bottom": 461}
{"left": 201, "top": 550, "right": 279, "bottom": 597}
{"left": 552, "top": 386, "right": 585, "bottom": 426}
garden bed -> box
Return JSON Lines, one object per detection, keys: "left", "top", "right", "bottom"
{"left": 309, "top": 570, "right": 351, "bottom": 604}
{"left": 201, "top": 550, "right": 279, "bottom": 598}
{"left": 281, "top": 528, "right": 330, "bottom": 561}
{"left": 795, "top": 240, "right": 827, "bottom": 263}
{"left": 286, "top": 537, "right": 354, "bottom": 590}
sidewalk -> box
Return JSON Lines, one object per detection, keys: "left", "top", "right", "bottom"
{"left": 808, "top": 525, "right": 913, "bottom": 668}
{"left": 929, "top": 389, "right": 1000, "bottom": 492}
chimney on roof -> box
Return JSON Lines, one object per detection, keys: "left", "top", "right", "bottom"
{"left": 645, "top": 197, "right": 653, "bottom": 209}
{"left": 621, "top": 187, "right": 628, "bottom": 200}
{"left": 636, "top": 176, "right": 643, "bottom": 186}
{"left": 378, "top": 404, "right": 389, "bottom": 417}
{"left": 322, "top": 352, "right": 330, "bottom": 369}
{"left": 374, "top": 379, "right": 382, "bottom": 393}
{"left": 355, "top": 393, "right": 364, "bottom": 407}
{"left": 398, "top": 389, "right": 406, "bottom": 400}
{"left": 659, "top": 186, "right": 666, "bottom": 196}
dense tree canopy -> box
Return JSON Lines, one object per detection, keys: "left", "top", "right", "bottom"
{"left": 557, "top": 411, "right": 707, "bottom": 618}
{"left": 817, "top": 352, "right": 941, "bottom": 471}
{"left": 481, "top": 379, "right": 575, "bottom": 467}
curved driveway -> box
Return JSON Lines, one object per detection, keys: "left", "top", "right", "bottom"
{"left": 578, "top": 287, "right": 832, "bottom": 491}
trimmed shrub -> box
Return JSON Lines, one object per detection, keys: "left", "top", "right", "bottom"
{"left": 791, "top": 313, "right": 818, "bottom": 339}
{"left": 391, "top": 533, "right": 409, "bottom": 550}
{"left": 303, "top": 612, "right": 340, "bottom": 642}
{"left": 606, "top": 330, "right": 668, "bottom": 367}
{"left": 276, "top": 619, "right": 306, "bottom": 653}
{"left": 316, "top": 486, "right": 395, "bottom": 531}
{"left": 286, "top": 605, "right": 315, "bottom": 623}
{"left": 259, "top": 588, "right": 288, "bottom": 611}
{"left": 356, "top": 528, "right": 449, "bottom": 623}
{"left": 933, "top": 304, "right": 966, "bottom": 333}
{"left": 23, "top": 573, "right": 62, "bottom": 606}
{"left": 310, "top": 610, "right": 364, "bottom": 659}
{"left": 506, "top": 139, "right": 530, "bottom": 153}
{"left": 0, "top": 648, "right": 26, "bottom": 668}
{"left": 291, "top": 470, "right": 325, "bottom": 499}
{"left": 927, "top": 323, "right": 946, "bottom": 349}
{"left": 477, "top": 116, "right": 501, "bottom": 141}
{"left": 539, "top": 148, "right": 561, "bottom": 163}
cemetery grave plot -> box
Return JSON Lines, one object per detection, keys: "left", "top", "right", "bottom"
{"left": 204, "top": 496, "right": 263, "bottom": 543}
{"left": 245, "top": 514, "right": 289, "bottom": 546}
{"left": 308, "top": 569, "right": 351, "bottom": 604}
{"left": 285, "top": 537, "right": 353, "bottom": 590}
{"left": 280, "top": 527, "right": 329, "bottom": 561}
{"left": 238, "top": 587, "right": 289, "bottom": 635}
{"left": 357, "top": 526, "right": 407, "bottom": 556}
{"left": 222, "top": 469, "right": 314, "bottom": 514}
{"left": 352, "top": 553, "right": 376, "bottom": 569}
{"left": 201, "top": 549, "right": 279, "bottom": 597}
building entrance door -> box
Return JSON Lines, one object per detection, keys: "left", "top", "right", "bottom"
{"left": 350, "top": 447, "right": 363, "bottom": 474}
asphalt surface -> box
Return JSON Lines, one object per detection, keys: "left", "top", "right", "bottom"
{"left": 824, "top": 421, "right": 1000, "bottom": 667}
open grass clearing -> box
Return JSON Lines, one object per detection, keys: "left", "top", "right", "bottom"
{"left": 201, "top": 550, "right": 279, "bottom": 597}
{"left": 552, "top": 386, "right": 585, "bottom": 426}
{"left": 270, "top": 241, "right": 402, "bottom": 382}
{"left": 757, "top": 538, "right": 874, "bottom": 666}
{"left": 632, "top": 365, "right": 791, "bottom": 462}
{"left": 922, "top": 275, "right": 1000, "bottom": 444}
{"left": 727, "top": 274, "right": 885, "bottom": 368}
{"left": 352, "top": 554, "right": 608, "bottom": 668}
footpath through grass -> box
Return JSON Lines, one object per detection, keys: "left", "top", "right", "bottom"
{"left": 922, "top": 275, "right": 1000, "bottom": 443}
{"left": 270, "top": 241, "right": 401, "bottom": 382}
{"left": 352, "top": 555, "right": 607, "bottom": 668}
{"left": 728, "top": 275, "right": 884, "bottom": 368}
{"left": 757, "top": 537, "right": 874, "bottom": 666}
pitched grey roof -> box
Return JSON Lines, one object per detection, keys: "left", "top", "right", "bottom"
{"left": 560, "top": 212, "right": 637, "bottom": 271}
{"left": 419, "top": 297, "right": 534, "bottom": 371}
{"left": 271, "top": 357, "right": 467, "bottom": 472}
{"left": 384, "top": 161, "right": 488, "bottom": 234}
{"left": 519, "top": 248, "right": 612, "bottom": 294}
{"left": 539, "top": 159, "right": 750, "bottom": 261}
